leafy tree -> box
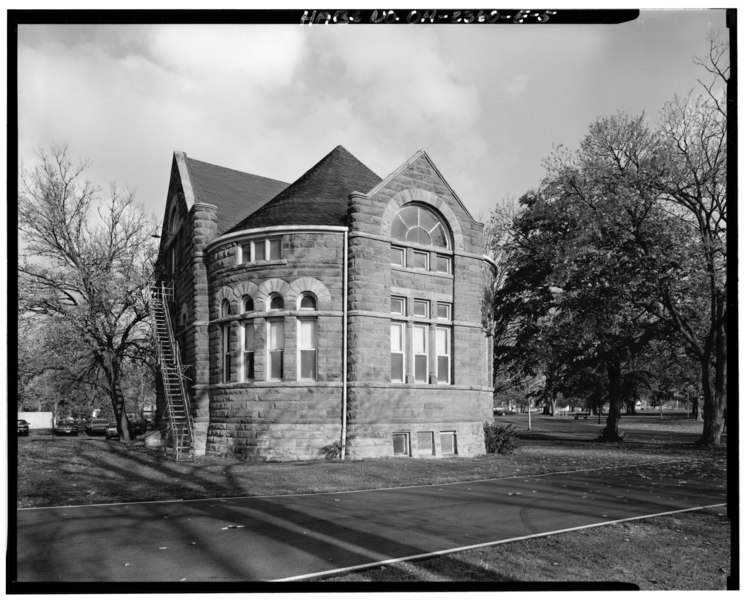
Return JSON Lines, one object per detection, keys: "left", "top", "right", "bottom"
{"left": 18, "top": 145, "right": 158, "bottom": 441}
{"left": 494, "top": 35, "right": 728, "bottom": 445}
{"left": 495, "top": 113, "right": 682, "bottom": 441}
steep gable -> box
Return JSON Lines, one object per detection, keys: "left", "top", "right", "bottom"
{"left": 228, "top": 145, "right": 381, "bottom": 232}
{"left": 368, "top": 150, "right": 481, "bottom": 225}
{"left": 182, "top": 154, "right": 289, "bottom": 235}
{"left": 355, "top": 149, "right": 485, "bottom": 254}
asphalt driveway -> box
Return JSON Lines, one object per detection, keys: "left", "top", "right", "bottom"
{"left": 14, "top": 458, "right": 726, "bottom": 582}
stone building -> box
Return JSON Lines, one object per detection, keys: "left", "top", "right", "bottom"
{"left": 156, "top": 145, "right": 494, "bottom": 460}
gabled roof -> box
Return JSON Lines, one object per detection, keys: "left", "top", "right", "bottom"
{"left": 228, "top": 145, "right": 381, "bottom": 232}
{"left": 181, "top": 155, "right": 289, "bottom": 235}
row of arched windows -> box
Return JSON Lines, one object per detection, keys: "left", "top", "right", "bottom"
{"left": 220, "top": 292, "right": 317, "bottom": 318}
{"left": 219, "top": 292, "right": 319, "bottom": 384}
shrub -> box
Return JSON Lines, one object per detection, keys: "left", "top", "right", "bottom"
{"left": 319, "top": 440, "right": 343, "bottom": 460}
{"left": 484, "top": 422, "right": 517, "bottom": 455}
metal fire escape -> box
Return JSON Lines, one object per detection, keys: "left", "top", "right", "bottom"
{"left": 149, "top": 283, "right": 194, "bottom": 462}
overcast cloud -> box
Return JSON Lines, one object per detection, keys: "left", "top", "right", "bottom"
{"left": 17, "top": 10, "right": 726, "bottom": 223}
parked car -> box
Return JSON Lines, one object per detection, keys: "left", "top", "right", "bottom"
{"left": 105, "top": 423, "right": 120, "bottom": 440}
{"left": 17, "top": 419, "right": 30, "bottom": 436}
{"left": 85, "top": 418, "right": 110, "bottom": 436}
{"left": 54, "top": 418, "right": 79, "bottom": 436}
{"left": 128, "top": 417, "right": 148, "bottom": 437}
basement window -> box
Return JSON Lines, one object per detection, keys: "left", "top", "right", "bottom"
{"left": 392, "top": 432, "right": 410, "bottom": 456}
{"left": 440, "top": 431, "right": 457, "bottom": 455}
{"left": 417, "top": 431, "right": 435, "bottom": 456}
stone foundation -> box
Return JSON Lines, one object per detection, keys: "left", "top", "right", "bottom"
{"left": 206, "top": 383, "right": 344, "bottom": 460}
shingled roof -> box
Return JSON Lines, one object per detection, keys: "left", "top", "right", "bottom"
{"left": 183, "top": 156, "right": 289, "bottom": 235}
{"left": 227, "top": 145, "right": 381, "bottom": 233}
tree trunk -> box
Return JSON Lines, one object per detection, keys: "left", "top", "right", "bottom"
{"left": 600, "top": 363, "right": 624, "bottom": 442}
{"left": 103, "top": 355, "right": 131, "bottom": 442}
{"left": 111, "top": 380, "right": 132, "bottom": 442}
{"left": 697, "top": 305, "right": 726, "bottom": 445}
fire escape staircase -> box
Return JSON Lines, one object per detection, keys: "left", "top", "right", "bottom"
{"left": 149, "top": 284, "right": 194, "bottom": 462}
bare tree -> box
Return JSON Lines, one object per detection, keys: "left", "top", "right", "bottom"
{"left": 653, "top": 32, "right": 728, "bottom": 445}
{"left": 18, "top": 145, "right": 158, "bottom": 441}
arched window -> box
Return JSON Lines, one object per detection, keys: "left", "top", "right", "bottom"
{"left": 243, "top": 297, "right": 254, "bottom": 313}
{"left": 221, "top": 299, "right": 231, "bottom": 318}
{"left": 391, "top": 204, "right": 450, "bottom": 249}
{"left": 269, "top": 294, "right": 284, "bottom": 311}
{"left": 299, "top": 293, "right": 316, "bottom": 310}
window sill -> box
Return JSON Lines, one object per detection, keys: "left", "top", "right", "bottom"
{"left": 390, "top": 265, "right": 454, "bottom": 279}
{"left": 237, "top": 259, "right": 288, "bottom": 268}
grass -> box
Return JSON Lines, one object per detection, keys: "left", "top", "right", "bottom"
{"left": 312, "top": 507, "right": 730, "bottom": 589}
{"left": 14, "top": 413, "right": 731, "bottom": 589}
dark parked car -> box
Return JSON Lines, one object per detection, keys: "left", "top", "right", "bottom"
{"left": 54, "top": 418, "right": 79, "bottom": 436}
{"left": 17, "top": 419, "right": 29, "bottom": 436}
{"left": 105, "top": 423, "right": 119, "bottom": 440}
{"left": 85, "top": 418, "right": 109, "bottom": 436}
{"left": 129, "top": 417, "right": 148, "bottom": 437}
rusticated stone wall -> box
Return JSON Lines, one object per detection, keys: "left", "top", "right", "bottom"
{"left": 156, "top": 164, "right": 218, "bottom": 456}
{"left": 162, "top": 152, "right": 494, "bottom": 461}
{"left": 346, "top": 385, "right": 489, "bottom": 458}
{"left": 345, "top": 153, "right": 493, "bottom": 458}
{"left": 204, "top": 230, "right": 346, "bottom": 459}
{"left": 207, "top": 384, "right": 343, "bottom": 460}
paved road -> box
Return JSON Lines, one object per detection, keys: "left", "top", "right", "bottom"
{"left": 15, "top": 459, "right": 726, "bottom": 582}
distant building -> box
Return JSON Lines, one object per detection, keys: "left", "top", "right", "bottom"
{"left": 155, "top": 146, "right": 494, "bottom": 460}
{"left": 17, "top": 411, "right": 53, "bottom": 431}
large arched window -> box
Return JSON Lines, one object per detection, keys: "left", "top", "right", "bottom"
{"left": 391, "top": 204, "right": 450, "bottom": 249}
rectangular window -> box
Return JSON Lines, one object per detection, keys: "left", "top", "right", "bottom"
{"left": 436, "top": 326, "right": 451, "bottom": 384}
{"left": 241, "top": 242, "right": 252, "bottom": 264}
{"left": 254, "top": 239, "right": 266, "bottom": 262}
{"left": 393, "top": 432, "right": 410, "bottom": 456}
{"left": 298, "top": 318, "right": 317, "bottom": 380}
{"left": 390, "top": 296, "right": 406, "bottom": 315}
{"left": 412, "top": 250, "right": 428, "bottom": 270}
{"left": 413, "top": 299, "right": 429, "bottom": 318}
{"left": 413, "top": 324, "right": 428, "bottom": 383}
{"left": 391, "top": 245, "right": 405, "bottom": 267}
{"left": 222, "top": 323, "right": 231, "bottom": 383}
{"left": 268, "top": 238, "right": 282, "bottom": 261}
{"left": 268, "top": 319, "right": 284, "bottom": 380}
{"left": 440, "top": 431, "right": 457, "bottom": 455}
{"left": 242, "top": 321, "right": 254, "bottom": 381}
{"left": 417, "top": 431, "right": 434, "bottom": 455}
{"left": 435, "top": 254, "right": 451, "bottom": 274}
{"left": 390, "top": 322, "right": 405, "bottom": 382}
{"left": 241, "top": 238, "right": 283, "bottom": 264}
{"left": 436, "top": 302, "right": 452, "bottom": 320}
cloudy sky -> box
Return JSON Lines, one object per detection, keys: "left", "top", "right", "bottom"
{"left": 16, "top": 8, "right": 727, "bottom": 224}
